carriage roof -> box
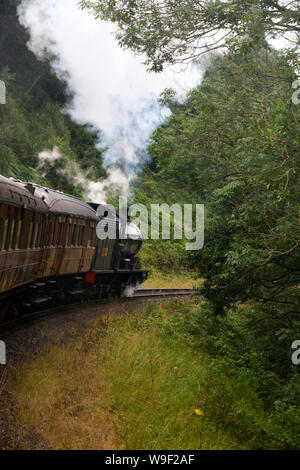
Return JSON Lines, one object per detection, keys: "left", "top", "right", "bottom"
{"left": 0, "top": 176, "right": 98, "bottom": 220}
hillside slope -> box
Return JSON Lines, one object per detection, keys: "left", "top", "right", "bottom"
{"left": 0, "top": 0, "right": 106, "bottom": 196}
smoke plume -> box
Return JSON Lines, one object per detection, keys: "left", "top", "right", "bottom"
{"left": 18, "top": 0, "right": 203, "bottom": 201}
{"left": 38, "top": 147, "right": 131, "bottom": 203}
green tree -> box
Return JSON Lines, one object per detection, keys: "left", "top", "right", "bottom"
{"left": 81, "top": 0, "right": 299, "bottom": 71}
{"left": 136, "top": 48, "right": 299, "bottom": 319}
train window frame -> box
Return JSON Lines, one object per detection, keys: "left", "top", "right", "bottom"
{"left": 0, "top": 215, "right": 4, "bottom": 250}
{"left": 11, "top": 207, "right": 21, "bottom": 250}
{"left": 14, "top": 218, "right": 23, "bottom": 249}
{"left": 91, "top": 222, "right": 97, "bottom": 246}
{"left": 35, "top": 214, "right": 41, "bottom": 248}
{"left": 76, "top": 223, "right": 81, "bottom": 246}
{"left": 37, "top": 215, "right": 45, "bottom": 248}
{"left": 69, "top": 218, "right": 79, "bottom": 247}
{"left": 56, "top": 216, "right": 65, "bottom": 247}
{"left": 67, "top": 218, "right": 74, "bottom": 246}
{"left": 28, "top": 221, "right": 33, "bottom": 249}
{"left": 51, "top": 216, "right": 57, "bottom": 247}
{"left": 31, "top": 221, "right": 38, "bottom": 249}
{"left": 78, "top": 223, "right": 85, "bottom": 247}
{"left": 3, "top": 205, "right": 14, "bottom": 251}
{"left": 46, "top": 216, "right": 54, "bottom": 247}
{"left": 29, "top": 212, "right": 38, "bottom": 249}
{"left": 57, "top": 220, "right": 63, "bottom": 246}
{"left": 82, "top": 220, "right": 89, "bottom": 247}
{"left": 1, "top": 219, "right": 8, "bottom": 251}
{"left": 0, "top": 203, "right": 5, "bottom": 218}
{"left": 18, "top": 208, "right": 29, "bottom": 250}
{"left": 65, "top": 218, "right": 70, "bottom": 247}
{"left": 0, "top": 204, "right": 7, "bottom": 251}
{"left": 75, "top": 219, "right": 84, "bottom": 247}
{"left": 8, "top": 218, "right": 15, "bottom": 250}
{"left": 35, "top": 222, "right": 40, "bottom": 248}
{"left": 72, "top": 220, "right": 78, "bottom": 247}
{"left": 87, "top": 222, "right": 92, "bottom": 248}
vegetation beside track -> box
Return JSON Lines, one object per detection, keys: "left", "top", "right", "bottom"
{"left": 142, "top": 270, "right": 202, "bottom": 290}
{"left": 12, "top": 299, "right": 300, "bottom": 450}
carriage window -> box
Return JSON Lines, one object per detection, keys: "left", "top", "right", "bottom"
{"left": 8, "top": 219, "right": 15, "bottom": 250}
{"left": 28, "top": 222, "right": 33, "bottom": 248}
{"left": 56, "top": 216, "right": 65, "bottom": 246}
{"left": 75, "top": 219, "right": 85, "bottom": 246}
{"left": 76, "top": 224, "right": 80, "bottom": 246}
{"left": 11, "top": 212, "right": 19, "bottom": 249}
{"left": 81, "top": 225, "right": 86, "bottom": 246}
{"left": 51, "top": 217, "right": 57, "bottom": 246}
{"left": 72, "top": 223, "right": 78, "bottom": 246}
{"left": 15, "top": 219, "right": 23, "bottom": 249}
{"left": 31, "top": 222, "right": 38, "bottom": 248}
{"left": 3, "top": 206, "right": 15, "bottom": 250}
{"left": 57, "top": 222, "right": 63, "bottom": 245}
{"left": 34, "top": 223, "right": 39, "bottom": 248}
{"left": 0, "top": 218, "right": 4, "bottom": 250}
{"left": 37, "top": 219, "right": 44, "bottom": 248}
{"left": 66, "top": 223, "right": 70, "bottom": 246}
{"left": 1, "top": 219, "right": 8, "bottom": 250}
{"left": 87, "top": 222, "right": 95, "bottom": 247}
{"left": 76, "top": 225, "right": 81, "bottom": 246}
{"left": 78, "top": 225, "right": 84, "bottom": 246}
{"left": 76, "top": 220, "right": 85, "bottom": 246}
{"left": 68, "top": 219, "right": 74, "bottom": 246}
{"left": 87, "top": 227, "right": 92, "bottom": 247}
{"left": 47, "top": 217, "right": 54, "bottom": 246}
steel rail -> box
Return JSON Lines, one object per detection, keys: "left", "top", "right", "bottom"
{"left": 0, "top": 289, "right": 200, "bottom": 334}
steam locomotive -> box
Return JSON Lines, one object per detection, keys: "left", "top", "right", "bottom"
{"left": 0, "top": 175, "right": 147, "bottom": 322}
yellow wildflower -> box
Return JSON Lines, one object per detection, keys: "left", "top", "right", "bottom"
{"left": 194, "top": 409, "right": 204, "bottom": 417}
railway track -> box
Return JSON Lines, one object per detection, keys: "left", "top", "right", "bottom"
{"left": 0, "top": 288, "right": 199, "bottom": 334}
{"left": 133, "top": 288, "right": 197, "bottom": 298}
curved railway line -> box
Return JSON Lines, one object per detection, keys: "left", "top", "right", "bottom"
{"left": 0, "top": 288, "right": 200, "bottom": 335}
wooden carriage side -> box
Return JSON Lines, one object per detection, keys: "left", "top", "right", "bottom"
{"left": 0, "top": 176, "right": 48, "bottom": 296}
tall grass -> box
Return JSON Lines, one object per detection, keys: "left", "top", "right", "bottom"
{"left": 98, "top": 303, "right": 276, "bottom": 449}
{"left": 12, "top": 300, "right": 291, "bottom": 450}
{"left": 142, "top": 270, "right": 202, "bottom": 289}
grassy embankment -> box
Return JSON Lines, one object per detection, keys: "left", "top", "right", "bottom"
{"left": 142, "top": 270, "right": 202, "bottom": 289}
{"left": 12, "top": 299, "right": 287, "bottom": 450}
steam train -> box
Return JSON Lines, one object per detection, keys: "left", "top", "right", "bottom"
{"left": 0, "top": 174, "right": 147, "bottom": 323}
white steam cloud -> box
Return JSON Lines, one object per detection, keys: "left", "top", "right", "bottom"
{"left": 38, "top": 146, "right": 61, "bottom": 165}
{"left": 18, "top": 0, "right": 203, "bottom": 201}
{"left": 37, "top": 147, "right": 131, "bottom": 203}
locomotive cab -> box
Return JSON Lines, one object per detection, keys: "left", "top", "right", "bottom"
{"left": 119, "top": 222, "right": 144, "bottom": 270}
{"left": 89, "top": 203, "right": 144, "bottom": 273}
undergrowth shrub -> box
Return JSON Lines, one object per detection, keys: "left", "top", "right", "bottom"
{"left": 123, "top": 300, "right": 300, "bottom": 449}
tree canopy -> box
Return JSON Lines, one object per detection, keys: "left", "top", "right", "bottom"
{"left": 80, "top": 0, "right": 300, "bottom": 71}
{"left": 134, "top": 47, "right": 300, "bottom": 320}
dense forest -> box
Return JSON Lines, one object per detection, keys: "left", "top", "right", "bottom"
{"left": 0, "top": 0, "right": 106, "bottom": 197}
